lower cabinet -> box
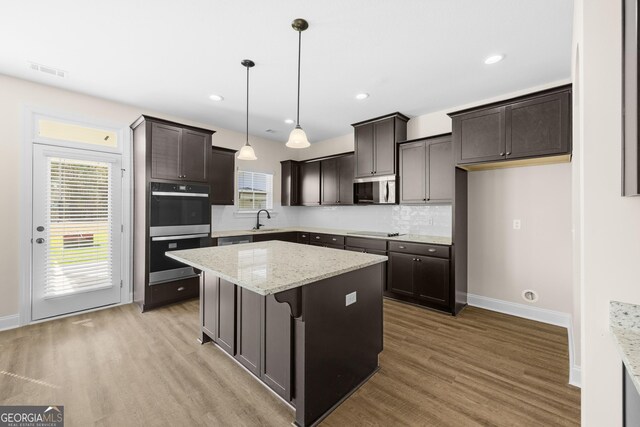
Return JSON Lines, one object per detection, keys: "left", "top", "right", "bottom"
{"left": 202, "top": 275, "right": 292, "bottom": 401}
{"left": 252, "top": 232, "right": 298, "bottom": 243}
{"left": 386, "top": 247, "right": 451, "bottom": 311}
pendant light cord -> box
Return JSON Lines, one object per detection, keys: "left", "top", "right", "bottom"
{"left": 246, "top": 65, "right": 250, "bottom": 144}
{"left": 296, "top": 29, "right": 301, "bottom": 126}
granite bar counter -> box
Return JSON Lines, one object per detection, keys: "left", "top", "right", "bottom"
{"left": 166, "top": 241, "right": 387, "bottom": 427}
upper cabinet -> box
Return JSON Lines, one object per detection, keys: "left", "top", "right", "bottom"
{"left": 300, "top": 161, "right": 321, "bottom": 206}
{"left": 210, "top": 147, "right": 236, "bottom": 205}
{"left": 449, "top": 85, "right": 571, "bottom": 169}
{"left": 321, "top": 154, "right": 354, "bottom": 205}
{"left": 399, "top": 134, "right": 453, "bottom": 204}
{"left": 352, "top": 113, "right": 409, "bottom": 178}
{"left": 281, "top": 160, "right": 301, "bottom": 206}
{"left": 133, "top": 116, "right": 214, "bottom": 184}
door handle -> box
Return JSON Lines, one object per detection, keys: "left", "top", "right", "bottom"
{"left": 37, "top": 226, "right": 45, "bottom": 232}
{"left": 35, "top": 238, "right": 45, "bottom": 244}
{"left": 177, "top": 287, "right": 185, "bottom": 292}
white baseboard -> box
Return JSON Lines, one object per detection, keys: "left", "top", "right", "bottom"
{"left": 467, "top": 294, "right": 571, "bottom": 327}
{"left": 467, "top": 293, "right": 581, "bottom": 388}
{"left": 0, "top": 314, "right": 20, "bottom": 332}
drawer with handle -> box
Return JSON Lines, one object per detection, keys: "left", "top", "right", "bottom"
{"left": 345, "top": 236, "right": 387, "bottom": 251}
{"left": 297, "top": 232, "right": 311, "bottom": 244}
{"left": 150, "top": 277, "right": 199, "bottom": 305}
{"left": 388, "top": 241, "right": 450, "bottom": 259}
{"left": 309, "top": 233, "right": 345, "bottom": 246}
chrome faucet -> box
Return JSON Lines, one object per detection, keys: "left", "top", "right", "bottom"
{"left": 255, "top": 209, "right": 271, "bottom": 230}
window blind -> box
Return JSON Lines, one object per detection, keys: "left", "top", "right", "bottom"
{"left": 237, "top": 171, "right": 273, "bottom": 211}
{"left": 44, "top": 157, "right": 114, "bottom": 298}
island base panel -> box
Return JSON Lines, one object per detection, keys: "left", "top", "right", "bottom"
{"left": 293, "top": 263, "right": 384, "bottom": 427}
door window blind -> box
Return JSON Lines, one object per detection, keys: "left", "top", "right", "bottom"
{"left": 237, "top": 171, "right": 273, "bottom": 211}
{"left": 44, "top": 157, "right": 114, "bottom": 298}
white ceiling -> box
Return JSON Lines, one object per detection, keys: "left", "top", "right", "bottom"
{"left": 0, "top": 0, "right": 573, "bottom": 142}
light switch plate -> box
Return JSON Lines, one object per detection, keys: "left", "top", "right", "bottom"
{"left": 513, "top": 219, "right": 521, "bottom": 230}
{"left": 345, "top": 291, "right": 357, "bottom": 306}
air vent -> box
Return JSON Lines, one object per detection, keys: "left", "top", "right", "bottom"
{"left": 28, "top": 62, "right": 66, "bottom": 78}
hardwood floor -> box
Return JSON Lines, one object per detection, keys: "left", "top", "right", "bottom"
{"left": 0, "top": 299, "right": 579, "bottom": 426}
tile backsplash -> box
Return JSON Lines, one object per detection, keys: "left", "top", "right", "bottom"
{"left": 212, "top": 204, "right": 452, "bottom": 237}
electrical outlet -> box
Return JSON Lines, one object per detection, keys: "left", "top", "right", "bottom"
{"left": 428, "top": 217, "right": 434, "bottom": 226}
{"left": 345, "top": 291, "right": 357, "bottom": 306}
{"left": 513, "top": 219, "right": 521, "bottom": 230}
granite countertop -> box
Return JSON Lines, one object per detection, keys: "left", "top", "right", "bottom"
{"left": 610, "top": 301, "right": 640, "bottom": 393}
{"left": 165, "top": 240, "right": 388, "bottom": 296}
{"left": 210, "top": 226, "right": 452, "bottom": 246}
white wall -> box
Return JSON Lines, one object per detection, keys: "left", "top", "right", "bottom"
{"left": 576, "top": 0, "right": 640, "bottom": 424}
{"left": 0, "top": 73, "right": 290, "bottom": 319}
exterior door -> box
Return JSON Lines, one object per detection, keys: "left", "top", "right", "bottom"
{"left": 32, "top": 145, "right": 122, "bottom": 320}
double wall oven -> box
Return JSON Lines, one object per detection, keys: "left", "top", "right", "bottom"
{"left": 149, "top": 182, "right": 210, "bottom": 285}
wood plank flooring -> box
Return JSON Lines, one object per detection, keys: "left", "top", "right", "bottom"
{"left": 0, "top": 299, "right": 579, "bottom": 426}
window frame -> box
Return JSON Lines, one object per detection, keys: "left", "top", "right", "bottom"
{"left": 236, "top": 170, "right": 274, "bottom": 213}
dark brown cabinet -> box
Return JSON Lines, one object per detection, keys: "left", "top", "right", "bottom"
{"left": 281, "top": 160, "right": 301, "bottom": 206}
{"left": 131, "top": 116, "right": 214, "bottom": 312}
{"left": 449, "top": 85, "right": 571, "bottom": 168}
{"left": 149, "top": 121, "right": 211, "bottom": 183}
{"left": 321, "top": 154, "right": 354, "bottom": 205}
{"left": 261, "top": 295, "right": 292, "bottom": 401}
{"left": 202, "top": 275, "right": 292, "bottom": 401}
{"left": 210, "top": 147, "right": 235, "bottom": 205}
{"left": 252, "top": 232, "right": 297, "bottom": 243}
{"left": 352, "top": 113, "right": 409, "bottom": 178}
{"left": 236, "top": 287, "right": 262, "bottom": 375}
{"left": 216, "top": 278, "right": 237, "bottom": 356}
{"left": 300, "top": 161, "right": 321, "bottom": 206}
{"left": 399, "top": 134, "right": 453, "bottom": 204}
{"left": 386, "top": 242, "right": 452, "bottom": 311}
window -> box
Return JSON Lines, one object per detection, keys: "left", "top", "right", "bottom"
{"left": 38, "top": 118, "right": 118, "bottom": 148}
{"left": 237, "top": 171, "right": 273, "bottom": 211}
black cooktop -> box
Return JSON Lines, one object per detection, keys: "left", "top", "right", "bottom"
{"left": 347, "top": 231, "right": 405, "bottom": 238}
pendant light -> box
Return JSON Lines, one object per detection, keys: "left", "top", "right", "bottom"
{"left": 237, "top": 59, "right": 258, "bottom": 160}
{"left": 286, "top": 18, "right": 311, "bottom": 149}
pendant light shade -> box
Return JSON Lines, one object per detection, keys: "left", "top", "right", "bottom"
{"left": 286, "top": 18, "right": 310, "bottom": 149}
{"left": 237, "top": 143, "right": 257, "bottom": 160}
{"left": 238, "top": 59, "right": 257, "bottom": 161}
{"left": 286, "top": 125, "right": 310, "bottom": 149}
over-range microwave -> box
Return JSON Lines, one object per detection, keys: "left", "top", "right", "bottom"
{"left": 354, "top": 176, "right": 397, "bottom": 205}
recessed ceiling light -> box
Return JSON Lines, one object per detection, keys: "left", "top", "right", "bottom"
{"left": 284, "top": 119, "right": 295, "bottom": 124}
{"left": 209, "top": 94, "right": 224, "bottom": 101}
{"left": 355, "top": 93, "right": 370, "bottom": 100}
{"left": 484, "top": 54, "right": 504, "bottom": 65}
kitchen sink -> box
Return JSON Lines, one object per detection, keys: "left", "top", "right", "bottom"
{"left": 248, "top": 228, "right": 281, "bottom": 233}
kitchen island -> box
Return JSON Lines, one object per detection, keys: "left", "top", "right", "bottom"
{"left": 166, "top": 241, "right": 387, "bottom": 427}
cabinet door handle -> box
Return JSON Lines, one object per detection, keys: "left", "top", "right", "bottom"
{"left": 506, "top": 151, "right": 511, "bottom": 155}
{"left": 428, "top": 248, "right": 436, "bottom": 253}
{"left": 177, "top": 287, "right": 185, "bottom": 292}
{"left": 412, "top": 258, "right": 417, "bottom": 261}
{"left": 332, "top": 238, "right": 337, "bottom": 241}
{"left": 417, "top": 258, "right": 422, "bottom": 262}
{"left": 399, "top": 245, "right": 406, "bottom": 249}
{"left": 315, "top": 236, "right": 321, "bottom": 239}
{"left": 499, "top": 152, "right": 505, "bottom": 156}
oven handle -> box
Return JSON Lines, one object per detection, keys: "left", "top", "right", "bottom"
{"left": 151, "top": 233, "right": 210, "bottom": 241}
{"left": 151, "top": 191, "right": 209, "bottom": 198}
